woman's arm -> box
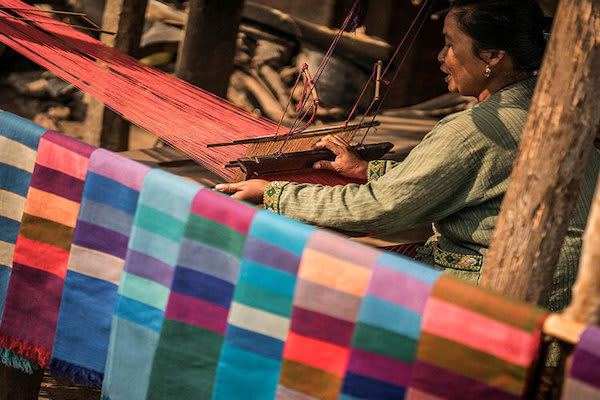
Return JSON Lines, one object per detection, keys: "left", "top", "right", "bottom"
{"left": 218, "top": 120, "right": 485, "bottom": 235}
{"left": 215, "top": 134, "right": 398, "bottom": 200}
{"left": 268, "top": 123, "right": 488, "bottom": 233}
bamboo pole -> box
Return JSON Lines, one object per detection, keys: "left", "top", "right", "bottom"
{"left": 479, "top": 0, "right": 600, "bottom": 306}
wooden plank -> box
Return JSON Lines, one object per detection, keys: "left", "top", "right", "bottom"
{"left": 206, "top": 121, "right": 380, "bottom": 147}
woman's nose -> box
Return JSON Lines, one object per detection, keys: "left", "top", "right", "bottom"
{"left": 437, "top": 46, "right": 446, "bottom": 63}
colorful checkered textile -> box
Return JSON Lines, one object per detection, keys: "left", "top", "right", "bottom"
{"left": 561, "top": 325, "right": 600, "bottom": 399}
{"left": 213, "top": 210, "right": 315, "bottom": 400}
{"left": 340, "top": 252, "right": 442, "bottom": 399}
{"left": 101, "top": 169, "right": 200, "bottom": 400}
{"left": 406, "top": 276, "right": 547, "bottom": 399}
{"left": 146, "top": 189, "right": 258, "bottom": 399}
{"left": 0, "top": 131, "right": 95, "bottom": 370}
{"left": 276, "top": 230, "right": 380, "bottom": 400}
{"left": 50, "top": 149, "right": 151, "bottom": 386}
{"left": 0, "top": 111, "right": 46, "bottom": 318}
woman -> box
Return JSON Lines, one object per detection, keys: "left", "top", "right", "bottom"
{"left": 216, "top": 0, "right": 599, "bottom": 312}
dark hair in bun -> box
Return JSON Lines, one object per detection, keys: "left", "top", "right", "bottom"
{"left": 449, "top": 0, "right": 551, "bottom": 71}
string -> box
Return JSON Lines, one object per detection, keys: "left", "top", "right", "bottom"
{"left": 340, "top": 0, "right": 433, "bottom": 145}
{"left": 0, "top": 0, "right": 433, "bottom": 185}
{"left": 0, "top": 0, "right": 278, "bottom": 182}
{"left": 274, "top": 64, "right": 306, "bottom": 137}
{"left": 344, "top": 64, "right": 377, "bottom": 126}
{"left": 275, "top": 0, "right": 361, "bottom": 154}
{"left": 358, "top": 0, "right": 434, "bottom": 146}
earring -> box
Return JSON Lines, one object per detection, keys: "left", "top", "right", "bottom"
{"left": 484, "top": 64, "right": 492, "bottom": 78}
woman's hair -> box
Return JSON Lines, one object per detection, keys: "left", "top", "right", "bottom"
{"left": 449, "top": 0, "right": 551, "bottom": 71}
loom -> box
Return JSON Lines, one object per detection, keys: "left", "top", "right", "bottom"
{"left": 0, "top": 0, "right": 433, "bottom": 185}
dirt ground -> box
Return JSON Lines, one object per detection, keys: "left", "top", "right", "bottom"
{"left": 39, "top": 374, "right": 101, "bottom": 400}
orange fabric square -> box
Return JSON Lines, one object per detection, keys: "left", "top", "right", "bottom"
{"left": 298, "top": 249, "right": 371, "bottom": 297}
{"left": 13, "top": 236, "right": 70, "bottom": 279}
{"left": 23, "top": 187, "right": 80, "bottom": 228}
{"left": 283, "top": 331, "right": 350, "bottom": 377}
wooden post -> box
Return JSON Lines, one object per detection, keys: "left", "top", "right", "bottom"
{"left": 478, "top": 0, "right": 600, "bottom": 305}
{"left": 562, "top": 172, "right": 600, "bottom": 325}
{"left": 0, "top": 365, "right": 44, "bottom": 400}
{"left": 83, "top": 0, "right": 147, "bottom": 150}
{"left": 175, "top": 0, "right": 245, "bottom": 98}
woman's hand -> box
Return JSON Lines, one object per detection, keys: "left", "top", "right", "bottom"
{"left": 214, "top": 179, "right": 269, "bottom": 204}
{"left": 313, "top": 135, "right": 368, "bottom": 179}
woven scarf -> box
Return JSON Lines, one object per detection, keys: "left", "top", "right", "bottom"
{"left": 0, "top": 111, "right": 46, "bottom": 318}
{"left": 49, "top": 149, "right": 151, "bottom": 386}
{"left": 406, "top": 276, "right": 547, "bottom": 399}
{"left": 146, "top": 189, "right": 258, "bottom": 399}
{"left": 213, "top": 210, "right": 315, "bottom": 400}
{"left": 561, "top": 325, "right": 600, "bottom": 399}
{"left": 101, "top": 169, "right": 200, "bottom": 400}
{"left": 276, "top": 230, "right": 380, "bottom": 399}
{"left": 0, "top": 131, "right": 95, "bottom": 371}
{"left": 340, "top": 252, "right": 442, "bottom": 399}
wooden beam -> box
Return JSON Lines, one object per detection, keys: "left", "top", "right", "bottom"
{"left": 176, "top": 0, "right": 245, "bottom": 98}
{"left": 206, "top": 121, "right": 380, "bottom": 147}
{"left": 479, "top": 0, "right": 600, "bottom": 305}
{"left": 83, "top": 0, "right": 147, "bottom": 150}
{"left": 543, "top": 314, "right": 586, "bottom": 344}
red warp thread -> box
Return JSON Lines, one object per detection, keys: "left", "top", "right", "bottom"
{"left": 0, "top": 0, "right": 367, "bottom": 186}
{"left": 0, "top": 0, "right": 276, "bottom": 182}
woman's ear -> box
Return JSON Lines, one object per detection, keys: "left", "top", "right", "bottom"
{"left": 482, "top": 49, "right": 506, "bottom": 68}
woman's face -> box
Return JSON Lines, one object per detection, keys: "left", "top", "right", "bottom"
{"left": 437, "top": 11, "right": 488, "bottom": 97}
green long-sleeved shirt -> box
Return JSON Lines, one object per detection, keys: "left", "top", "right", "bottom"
{"left": 265, "top": 77, "right": 599, "bottom": 311}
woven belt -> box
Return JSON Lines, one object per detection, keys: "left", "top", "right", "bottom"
{"left": 415, "top": 237, "right": 483, "bottom": 272}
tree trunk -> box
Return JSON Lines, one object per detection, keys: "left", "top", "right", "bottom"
{"left": 175, "top": 0, "right": 245, "bottom": 98}
{"left": 83, "top": 0, "right": 147, "bottom": 150}
{"left": 479, "top": 0, "right": 600, "bottom": 306}
{"left": 562, "top": 172, "right": 600, "bottom": 325}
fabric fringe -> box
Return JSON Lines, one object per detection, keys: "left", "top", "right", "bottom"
{"left": 0, "top": 335, "right": 49, "bottom": 368}
{"left": 49, "top": 358, "right": 104, "bottom": 387}
{"left": 0, "top": 348, "right": 41, "bottom": 374}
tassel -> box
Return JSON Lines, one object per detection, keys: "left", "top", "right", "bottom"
{"left": 0, "top": 335, "right": 49, "bottom": 368}
{"left": 0, "top": 349, "right": 41, "bottom": 374}
{"left": 49, "top": 358, "right": 104, "bottom": 387}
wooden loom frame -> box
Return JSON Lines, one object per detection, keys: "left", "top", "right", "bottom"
{"left": 207, "top": 59, "right": 388, "bottom": 182}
